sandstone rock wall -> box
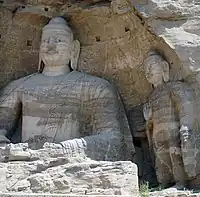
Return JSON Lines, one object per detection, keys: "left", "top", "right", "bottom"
{"left": 0, "top": 0, "right": 184, "bottom": 108}
{"left": 1, "top": 0, "right": 194, "bottom": 190}
{"left": 132, "top": 0, "right": 200, "bottom": 88}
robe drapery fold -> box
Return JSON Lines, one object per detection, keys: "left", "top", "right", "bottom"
{"left": 0, "top": 71, "right": 135, "bottom": 161}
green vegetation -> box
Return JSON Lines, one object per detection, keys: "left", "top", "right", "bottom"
{"left": 140, "top": 181, "right": 149, "bottom": 197}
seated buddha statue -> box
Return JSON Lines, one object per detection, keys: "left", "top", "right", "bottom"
{"left": 0, "top": 17, "right": 134, "bottom": 162}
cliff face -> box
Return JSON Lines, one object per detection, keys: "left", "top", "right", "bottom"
{"left": 0, "top": 0, "right": 183, "bottom": 107}
{"left": 1, "top": 0, "right": 200, "bottom": 194}
{"left": 133, "top": 0, "right": 200, "bottom": 81}
{"left": 0, "top": 0, "right": 187, "bottom": 143}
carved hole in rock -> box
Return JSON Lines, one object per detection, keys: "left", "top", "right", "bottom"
{"left": 133, "top": 138, "right": 141, "bottom": 148}
{"left": 69, "top": 61, "right": 73, "bottom": 72}
{"left": 96, "top": 36, "right": 100, "bottom": 42}
{"left": 125, "top": 27, "right": 130, "bottom": 32}
{"left": 26, "top": 40, "right": 32, "bottom": 47}
{"left": 44, "top": 7, "right": 49, "bottom": 12}
{"left": 22, "top": 6, "right": 25, "bottom": 8}
{"left": 0, "top": 1, "right": 4, "bottom": 4}
{"left": 0, "top": 34, "right": 1, "bottom": 39}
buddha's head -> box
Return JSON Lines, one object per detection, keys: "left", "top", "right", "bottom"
{"left": 143, "top": 51, "right": 170, "bottom": 88}
{"left": 38, "top": 17, "right": 80, "bottom": 71}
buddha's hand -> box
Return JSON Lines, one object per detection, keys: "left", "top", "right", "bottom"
{"left": 143, "top": 102, "right": 152, "bottom": 121}
{"left": 0, "top": 143, "right": 31, "bottom": 162}
{"left": 180, "top": 125, "right": 192, "bottom": 143}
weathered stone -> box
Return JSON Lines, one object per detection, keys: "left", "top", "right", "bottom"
{"left": 2, "top": 0, "right": 197, "bottom": 194}
{"left": 0, "top": 17, "right": 134, "bottom": 162}
{"left": 0, "top": 15, "right": 137, "bottom": 196}
{"left": 0, "top": 160, "right": 138, "bottom": 195}
{"left": 0, "top": 0, "right": 180, "bottom": 108}
{"left": 132, "top": 0, "right": 200, "bottom": 77}
{"left": 0, "top": 194, "right": 133, "bottom": 197}
{"left": 143, "top": 51, "right": 198, "bottom": 189}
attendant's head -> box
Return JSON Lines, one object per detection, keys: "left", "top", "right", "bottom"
{"left": 39, "top": 17, "right": 80, "bottom": 71}
{"left": 143, "top": 51, "right": 170, "bottom": 87}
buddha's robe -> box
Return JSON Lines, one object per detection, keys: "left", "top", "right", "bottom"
{"left": 145, "top": 81, "right": 196, "bottom": 185}
{"left": 0, "top": 71, "right": 134, "bottom": 161}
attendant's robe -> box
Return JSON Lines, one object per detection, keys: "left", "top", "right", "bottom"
{"left": 144, "top": 81, "right": 196, "bottom": 185}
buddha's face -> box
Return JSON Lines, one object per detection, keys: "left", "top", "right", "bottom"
{"left": 144, "top": 56, "right": 164, "bottom": 87}
{"left": 40, "top": 30, "right": 73, "bottom": 67}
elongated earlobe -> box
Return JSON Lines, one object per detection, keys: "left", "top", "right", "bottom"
{"left": 38, "top": 54, "right": 45, "bottom": 73}
{"left": 71, "top": 40, "right": 80, "bottom": 70}
{"left": 162, "top": 61, "right": 170, "bottom": 82}
{"left": 38, "top": 54, "right": 42, "bottom": 73}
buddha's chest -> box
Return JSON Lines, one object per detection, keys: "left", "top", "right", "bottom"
{"left": 20, "top": 82, "right": 83, "bottom": 145}
{"left": 20, "top": 81, "right": 83, "bottom": 117}
{"left": 150, "top": 89, "right": 171, "bottom": 108}
{"left": 22, "top": 81, "right": 80, "bottom": 98}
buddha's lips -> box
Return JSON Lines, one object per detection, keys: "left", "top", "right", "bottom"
{"left": 46, "top": 50, "right": 57, "bottom": 54}
{"left": 40, "top": 48, "right": 58, "bottom": 54}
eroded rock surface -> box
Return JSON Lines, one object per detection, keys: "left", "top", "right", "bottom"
{"left": 143, "top": 51, "right": 197, "bottom": 189}
{"left": 132, "top": 0, "right": 200, "bottom": 77}
{"left": 0, "top": 159, "right": 138, "bottom": 195}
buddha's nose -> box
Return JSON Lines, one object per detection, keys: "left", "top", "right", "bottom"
{"left": 47, "top": 43, "right": 56, "bottom": 51}
{"left": 47, "top": 38, "right": 56, "bottom": 51}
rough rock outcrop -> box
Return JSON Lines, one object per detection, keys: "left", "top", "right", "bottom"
{"left": 0, "top": 158, "right": 138, "bottom": 195}
{"left": 133, "top": 0, "right": 200, "bottom": 79}
{"left": 149, "top": 190, "right": 200, "bottom": 197}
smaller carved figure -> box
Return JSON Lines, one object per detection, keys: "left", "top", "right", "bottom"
{"left": 143, "top": 50, "right": 197, "bottom": 189}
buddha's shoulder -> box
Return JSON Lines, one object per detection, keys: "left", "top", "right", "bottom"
{"left": 3, "top": 73, "right": 38, "bottom": 90}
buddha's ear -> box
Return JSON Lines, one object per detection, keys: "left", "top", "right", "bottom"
{"left": 38, "top": 53, "right": 45, "bottom": 73}
{"left": 71, "top": 40, "right": 80, "bottom": 70}
{"left": 38, "top": 53, "right": 42, "bottom": 73}
{"left": 162, "top": 60, "right": 170, "bottom": 82}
